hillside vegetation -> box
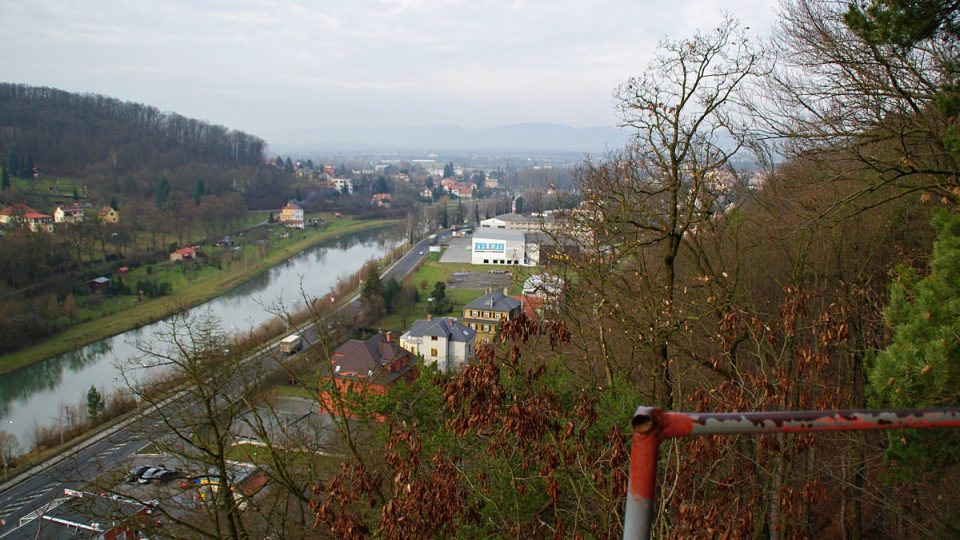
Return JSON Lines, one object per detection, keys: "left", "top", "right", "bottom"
{"left": 0, "top": 83, "right": 264, "bottom": 174}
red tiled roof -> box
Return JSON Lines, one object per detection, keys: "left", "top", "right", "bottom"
{"left": 331, "top": 334, "right": 415, "bottom": 383}
{"left": 511, "top": 295, "right": 545, "bottom": 322}
{"left": 0, "top": 204, "right": 39, "bottom": 216}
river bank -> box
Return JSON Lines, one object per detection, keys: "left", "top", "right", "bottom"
{"left": 0, "top": 219, "right": 399, "bottom": 376}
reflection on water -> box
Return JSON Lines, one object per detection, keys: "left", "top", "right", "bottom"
{"left": 0, "top": 224, "right": 402, "bottom": 446}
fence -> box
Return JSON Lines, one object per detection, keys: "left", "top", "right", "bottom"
{"left": 623, "top": 406, "right": 960, "bottom": 540}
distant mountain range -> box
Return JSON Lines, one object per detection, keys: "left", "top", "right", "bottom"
{"left": 268, "top": 123, "right": 633, "bottom": 153}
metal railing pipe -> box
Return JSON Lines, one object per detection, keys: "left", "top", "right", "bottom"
{"left": 623, "top": 407, "right": 960, "bottom": 540}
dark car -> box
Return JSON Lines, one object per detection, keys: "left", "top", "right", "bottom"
{"left": 155, "top": 469, "right": 179, "bottom": 483}
{"left": 137, "top": 467, "right": 162, "bottom": 484}
{"left": 128, "top": 465, "right": 150, "bottom": 483}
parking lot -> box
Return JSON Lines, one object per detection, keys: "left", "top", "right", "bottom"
{"left": 439, "top": 237, "right": 474, "bottom": 263}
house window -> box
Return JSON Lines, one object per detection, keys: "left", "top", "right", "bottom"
{"left": 484, "top": 259, "right": 489, "bottom": 264}
{"left": 431, "top": 348, "right": 438, "bottom": 357}
{"left": 431, "top": 336, "right": 438, "bottom": 341}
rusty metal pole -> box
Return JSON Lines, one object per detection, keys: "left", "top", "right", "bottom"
{"left": 623, "top": 407, "right": 960, "bottom": 540}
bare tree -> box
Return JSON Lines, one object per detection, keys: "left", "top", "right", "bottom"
{"left": 0, "top": 430, "right": 19, "bottom": 480}
{"left": 562, "top": 15, "right": 762, "bottom": 407}
{"left": 760, "top": 0, "right": 959, "bottom": 219}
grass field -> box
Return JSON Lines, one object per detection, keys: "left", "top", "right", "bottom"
{"left": 0, "top": 218, "right": 399, "bottom": 375}
{"left": 376, "top": 250, "right": 525, "bottom": 332}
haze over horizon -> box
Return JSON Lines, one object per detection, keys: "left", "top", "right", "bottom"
{"left": 0, "top": 0, "right": 778, "bottom": 148}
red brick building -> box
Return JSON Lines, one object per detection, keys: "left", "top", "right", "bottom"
{"left": 320, "top": 332, "right": 417, "bottom": 419}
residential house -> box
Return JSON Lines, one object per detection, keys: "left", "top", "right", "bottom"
{"left": 450, "top": 182, "right": 475, "bottom": 198}
{"left": 53, "top": 204, "right": 84, "bottom": 224}
{"left": 98, "top": 206, "right": 120, "bottom": 224}
{"left": 0, "top": 204, "right": 54, "bottom": 233}
{"left": 169, "top": 247, "right": 196, "bottom": 262}
{"left": 87, "top": 276, "right": 111, "bottom": 292}
{"left": 320, "top": 332, "right": 417, "bottom": 418}
{"left": 327, "top": 178, "right": 353, "bottom": 194}
{"left": 461, "top": 289, "right": 522, "bottom": 344}
{"left": 400, "top": 315, "right": 476, "bottom": 373}
{"left": 279, "top": 200, "right": 304, "bottom": 229}
{"left": 440, "top": 177, "right": 476, "bottom": 198}
{"left": 371, "top": 193, "right": 392, "bottom": 207}
{"left": 522, "top": 273, "right": 565, "bottom": 299}
{"left": 511, "top": 294, "right": 546, "bottom": 323}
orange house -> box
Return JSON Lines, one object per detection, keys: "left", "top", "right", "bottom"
{"left": 320, "top": 332, "right": 417, "bottom": 419}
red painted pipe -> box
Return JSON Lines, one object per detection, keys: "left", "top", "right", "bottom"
{"left": 623, "top": 407, "right": 960, "bottom": 540}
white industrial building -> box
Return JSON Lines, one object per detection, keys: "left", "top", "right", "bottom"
{"left": 471, "top": 228, "right": 527, "bottom": 265}
{"left": 480, "top": 212, "right": 559, "bottom": 233}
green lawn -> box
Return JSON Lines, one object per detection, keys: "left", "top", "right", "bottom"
{"left": 0, "top": 218, "right": 399, "bottom": 375}
{"left": 376, "top": 250, "right": 525, "bottom": 332}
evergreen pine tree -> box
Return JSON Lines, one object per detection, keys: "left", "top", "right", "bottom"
{"left": 6, "top": 150, "right": 19, "bottom": 178}
{"left": 1, "top": 167, "right": 8, "bottom": 191}
{"left": 86, "top": 385, "right": 104, "bottom": 421}
{"left": 22, "top": 155, "right": 34, "bottom": 178}
{"left": 194, "top": 179, "right": 206, "bottom": 206}
{"left": 868, "top": 209, "right": 960, "bottom": 470}
{"left": 155, "top": 178, "right": 171, "bottom": 208}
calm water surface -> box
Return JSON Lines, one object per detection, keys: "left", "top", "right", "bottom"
{"left": 0, "top": 225, "right": 403, "bottom": 447}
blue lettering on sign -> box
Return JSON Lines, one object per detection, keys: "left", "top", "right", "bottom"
{"left": 474, "top": 242, "right": 506, "bottom": 252}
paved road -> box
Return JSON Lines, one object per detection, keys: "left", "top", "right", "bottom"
{"left": 0, "top": 229, "right": 448, "bottom": 537}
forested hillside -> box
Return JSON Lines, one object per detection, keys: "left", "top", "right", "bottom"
{"left": 0, "top": 83, "right": 265, "bottom": 175}
{"left": 0, "top": 83, "right": 296, "bottom": 211}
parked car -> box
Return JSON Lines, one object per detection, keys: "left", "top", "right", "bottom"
{"left": 128, "top": 465, "right": 150, "bottom": 483}
{"left": 155, "top": 469, "right": 179, "bottom": 483}
{"left": 418, "top": 250, "right": 424, "bottom": 255}
{"left": 138, "top": 467, "right": 162, "bottom": 484}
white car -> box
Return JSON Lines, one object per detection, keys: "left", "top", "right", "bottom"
{"left": 418, "top": 250, "right": 424, "bottom": 255}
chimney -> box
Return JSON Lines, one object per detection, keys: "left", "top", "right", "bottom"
{"left": 502, "top": 287, "right": 509, "bottom": 296}
{"left": 427, "top": 314, "right": 433, "bottom": 321}
{"left": 385, "top": 331, "right": 393, "bottom": 343}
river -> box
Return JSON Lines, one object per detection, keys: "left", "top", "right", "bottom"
{"left": 0, "top": 224, "right": 404, "bottom": 447}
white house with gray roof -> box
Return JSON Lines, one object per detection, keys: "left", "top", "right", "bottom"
{"left": 399, "top": 315, "right": 476, "bottom": 372}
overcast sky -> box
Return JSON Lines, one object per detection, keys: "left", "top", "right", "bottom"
{"left": 1, "top": 0, "right": 780, "bottom": 143}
